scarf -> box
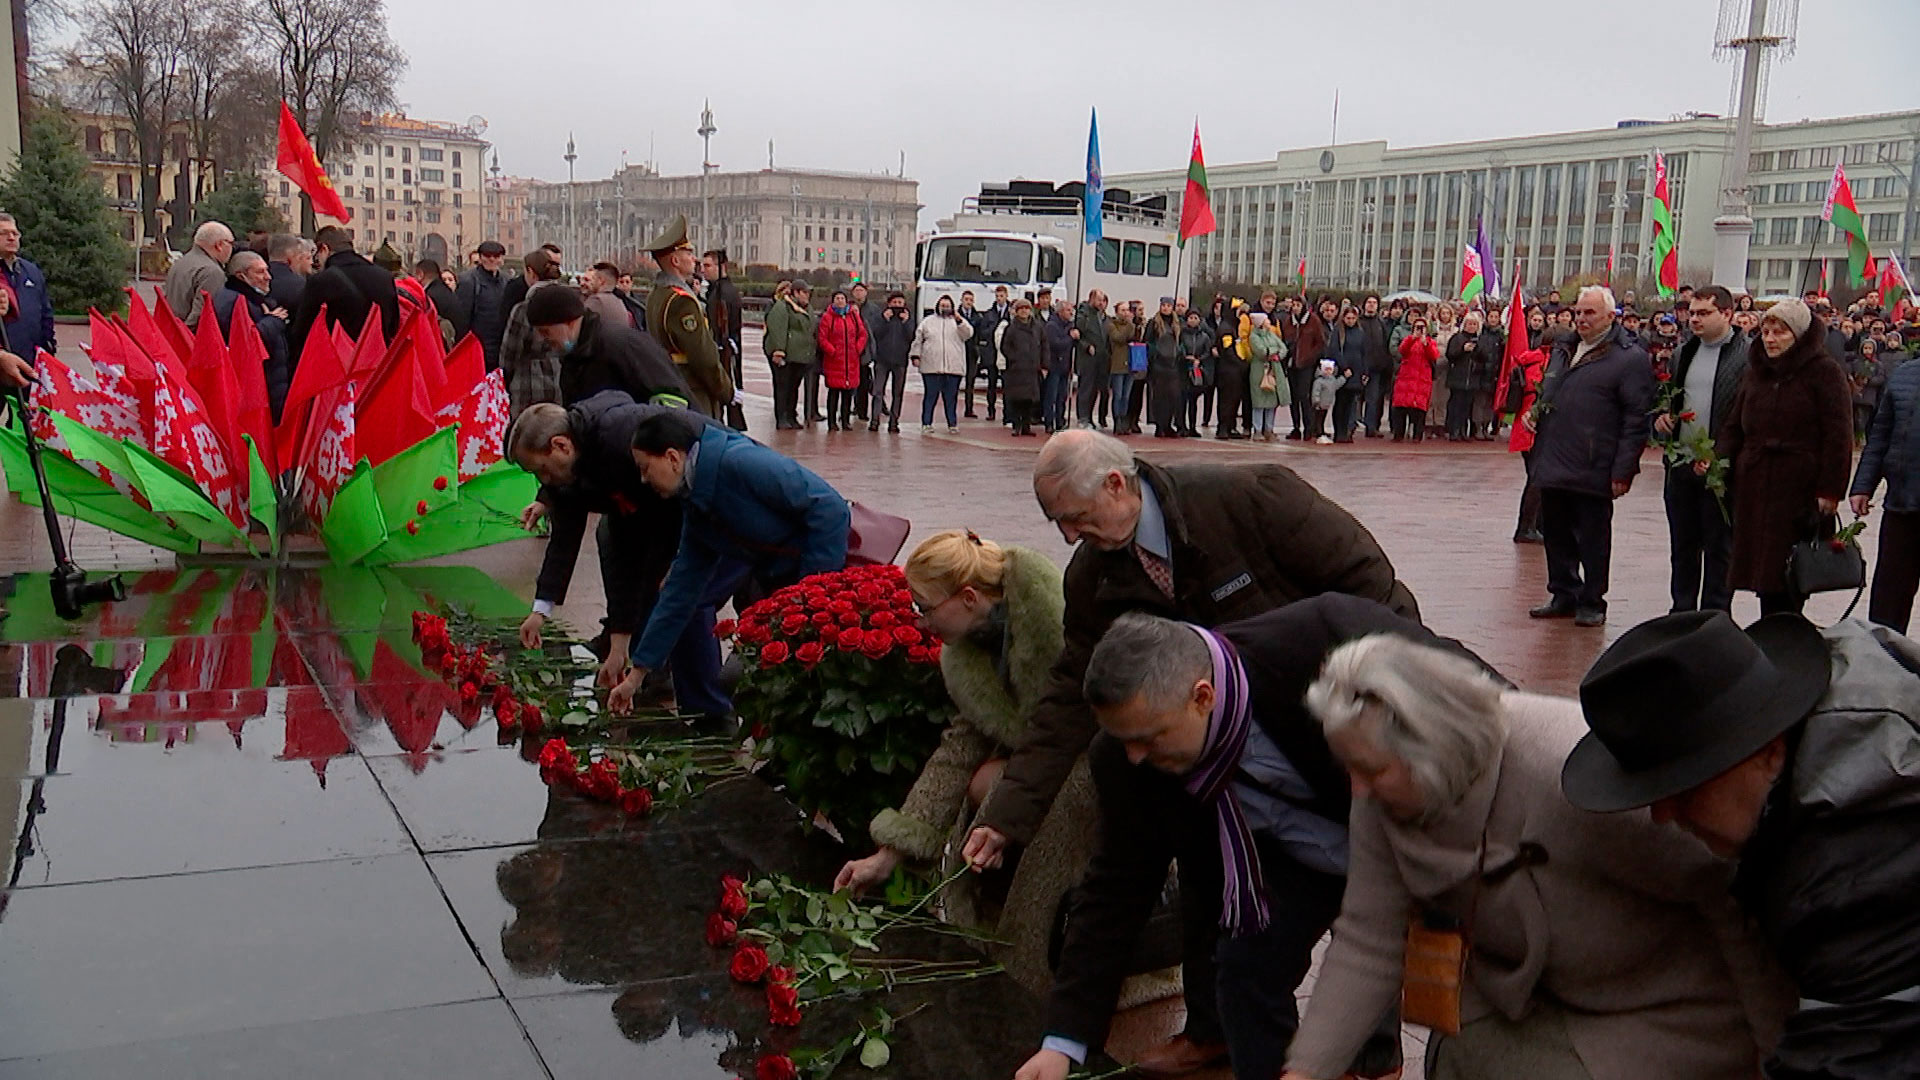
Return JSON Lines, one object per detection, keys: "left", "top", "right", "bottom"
{"left": 1182, "top": 627, "right": 1269, "bottom": 936}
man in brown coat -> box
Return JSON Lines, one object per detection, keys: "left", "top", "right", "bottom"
{"left": 969, "top": 428, "right": 1418, "bottom": 1076}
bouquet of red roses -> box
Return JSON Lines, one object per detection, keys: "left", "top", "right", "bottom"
{"left": 718, "top": 565, "right": 955, "bottom": 842}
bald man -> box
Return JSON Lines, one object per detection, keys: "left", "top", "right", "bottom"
{"left": 164, "top": 221, "right": 235, "bottom": 329}
{"left": 971, "top": 428, "right": 1418, "bottom": 1077}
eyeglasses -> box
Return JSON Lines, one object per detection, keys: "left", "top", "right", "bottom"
{"left": 912, "top": 591, "right": 962, "bottom": 618}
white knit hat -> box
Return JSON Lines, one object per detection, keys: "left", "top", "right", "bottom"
{"left": 1763, "top": 297, "right": 1812, "bottom": 338}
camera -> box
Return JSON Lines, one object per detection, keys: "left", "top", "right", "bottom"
{"left": 51, "top": 563, "right": 127, "bottom": 621}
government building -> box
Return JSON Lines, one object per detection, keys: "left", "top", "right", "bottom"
{"left": 1107, "top": 109, "right": 1920, "bottom": 298}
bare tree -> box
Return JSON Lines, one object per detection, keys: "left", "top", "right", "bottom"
{"left": 249, "top": 0, "right": 404, "bottom": 232}
{"left": 76, "top": 0, "right": 190, "bottom": 240}
{"left": 177, "top": 0, "right": 269, "bottom": 202}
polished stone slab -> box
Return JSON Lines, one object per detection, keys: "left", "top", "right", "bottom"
{"left": 0, "top": 686, "right": 350, "bottom": 779}
{"left": 0, "top": 853, "right": 497, "bottom": 1059}
{"left": 0, "top": 999, "right": 543, "bottom": 1078}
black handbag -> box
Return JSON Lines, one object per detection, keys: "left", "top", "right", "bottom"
{"left": 1786, "top": 515, "right": 1866, "bottom": 615}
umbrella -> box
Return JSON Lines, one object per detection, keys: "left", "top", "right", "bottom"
{"left": 1384, "top": 289, "right": 1444, "bottom": 305}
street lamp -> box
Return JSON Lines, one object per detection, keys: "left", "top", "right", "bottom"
{"left": 1874, "top": 142, "right": 1919, "bottom": 273}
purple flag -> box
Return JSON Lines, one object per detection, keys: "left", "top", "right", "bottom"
{"left": 1474, "top": 216, "right": 1501, "bottom": 301}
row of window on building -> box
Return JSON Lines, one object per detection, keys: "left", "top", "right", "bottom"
{"left": 1750, "top": 140, "right": 1913, "bottom": 173}
{"left": 1752, "top": 212, "right": 1908, "bottom": 247}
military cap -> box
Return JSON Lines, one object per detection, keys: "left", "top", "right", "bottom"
{"left": 645, "top": 214, "right": 694, "bottom": 257}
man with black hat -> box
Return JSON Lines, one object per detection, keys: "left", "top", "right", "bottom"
{"left": 457, "top": 241, "right": 512, "bottom": 369}
{"left": 644, "top": 215, "right": 736, "bottom": 420}
{"left": 524, "top": 284, "right": 690, "bottom": 411}
{"left": 1564, "top": 611, "right": 1920, "bottom": 1080}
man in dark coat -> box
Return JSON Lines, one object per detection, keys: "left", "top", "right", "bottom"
{"left": 266, "top": 234, "right": 310, "bottom": 316}
{"left": 524, "top": 285, "right": 690, "bottom": 409}
{"left": 850, "top": 280, "right": 882, "bottom": 422}
{"left": 1356, "top": 295, "right": 1393, "bottom": 437}
{"left": 209, "top": 251, "right": 294, "bottom": 420}
{"left": 1567, "top": 611, "right": 1920, "bottom": 1080}
{"left": 288, "top": 226, "right": 400, "bottom": 359}
{"left": 0, "top": 214, "right": 54, "bottom": 361}
{"left": 967, "top": 285, "right": 1010, "bottom": 420}
{"left": 999, "top": 298, "right": 1046, "bottom": 436}
{"left": 1523, "top": 286, "right": 1655, "bottom": 627}
{"left": 456, "top": 241, "right": 511, "bottom": 368}
{"left": 966, "top": 429, "right": 1418, "bottom": 1077}
{"left": 868, "top": 291, "right": 915, "bottom": 432}
{"left": 700, "top": 249, "right": 747, "bottom": 430}
{"left": 1144, "top": 297, "right": 1187, "bottom": 439}
{"left": 1016, "top": 596, "right": 1459, "bottom": 1080}
{"left": 509, "top": 391, "right": 685, "bottom": 690}
{"left": 1072, "top": 292, "right": 1112, "bottom": 428}
{"left": 1654, "top": 285, "right": 1750, "bottom": 613}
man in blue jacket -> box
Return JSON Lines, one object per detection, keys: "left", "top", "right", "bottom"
{"left": 607, "top": 409, "right": 850, "bottom": 715}
{"left": 0, "top": 214, "right": 57, "bottom": 361}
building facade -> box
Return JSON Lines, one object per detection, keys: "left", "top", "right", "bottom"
{"left": 485, "top": 173, "right": 534, "bottom": 259}
{"left": 264, "top": 112, "right": 491, "bottom": 268}
{"left": 71, "top": 109, "right": 208, "bottom": 247}
{"left": 524, "top": 166, "right": 920, "bottom": 284}
{"left": 1109, "top": 109, "right": 1920, "bottom": 299}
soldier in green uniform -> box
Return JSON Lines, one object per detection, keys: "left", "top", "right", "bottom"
{"left": 644, "top": 214, "right": 736, "bottom": 420}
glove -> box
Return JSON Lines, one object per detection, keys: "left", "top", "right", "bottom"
{"left": 732, "top": 389, "right": 746, "bottom": 406}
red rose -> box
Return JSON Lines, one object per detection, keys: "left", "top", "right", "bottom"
{"left": 870, "top": 610, "right": 896, "bottom": 629}
{"left": 719, "top": 876, "right": 750, "bottom": 919}
{"left": 620, "top": 786, "right": 653, "bottom": 817}
{"left": 705, "top": 912, "right": 738, "bottom": 947}
{"left": 756, "top": 1054, "right": 799, "bottom": 1080}
{"left": 928, "top": 641, "right": 943, "bottom": 663}
{"left": 817, "top": 627, "right": 839, "bottom": 648}
{"left": 433, "top": 475, "right": 449, "bottom": 491}
{"left": 795, "top": 642, "right": 824, "bottom": 667}
{"left": 440, "top": 653, "right": 459, "bottom": 677}
{"left": 740, "top": 623, "right": 772, "bottom": 646}
{"left": 768, "top": 964, "right": 794, "bottom": 985}
{"left": 1678, "top": 411, "right": 1697, "bottom": 422}
{"left": 760, "top": 640, "right": 792, "bottom": 666}
{"left": 860, "top": 629, "right": 892, "bottom": 660}
{"left": 891, "top": 625, "right": 923, "bottom": 647}
{"left": 1830, "top": 539, "right": 1847, "bottom": 552}
{"left": 810, "top": 611, "right": 834, "bottom": 627}
{"left": 766, "top": 981, "right": 802, "bottom": 1027}
{"left": 780, "top": 614, "right": 808, "bottom": 635}
{"left": 831, "top": 597, "right": 856, "bottom": 612}
{"left": 460, "top": 681, "right": 479, "bottom": 703}
{"left": 805, "top": 589, "right": 831, "bottom": 607}
{"left": 520, "top": 705, "right": 543, "bottom": 736}
{"left": 495, "top": 701, "right": 518, "bottom": 728}
{"left": 838, "top": 611, "right": 862, "bottom": 627}
{"left": 1657, "top": 369, "right": 1672, "bottom": 382}
{"left": 585, "top": 760, "right": 621, "bottom": 801}
{"left": 714, "top": 618, "right": 738, "bottom": 639}
{"left": 729, "top": 943, "right": 770, "bottom": 984}
{"left": 906, "top": 645, "right": 930, "bottom": 664}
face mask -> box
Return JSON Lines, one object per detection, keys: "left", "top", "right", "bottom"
{"left": 833, "top": 302, "right": 847, "bottom": 313}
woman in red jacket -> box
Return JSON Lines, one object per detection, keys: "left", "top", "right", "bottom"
{"left": 815, "top": 289, "right": 871, "bottom": 431}
{"left": 1391, "top": 315, "right": 1438, "bottom": 441}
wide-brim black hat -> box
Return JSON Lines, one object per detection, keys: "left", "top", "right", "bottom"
{"left": 1562, "top": 612, "right": 1830, "bottom": 813}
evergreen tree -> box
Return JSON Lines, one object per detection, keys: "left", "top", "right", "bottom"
{"left": 0, "top": 107, "right": 127, "bottom": 316}
{"left": 191, "top": 170, "right": 287, "bottom": 238}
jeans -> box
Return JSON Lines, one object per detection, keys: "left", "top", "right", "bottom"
{"left": 1108, "top": 374, "right": 1133, "bottom": 425}
{"left": 1363, "top": 368, "right": 1391, "bottom": 434}
{"left": 1251, "top": 406, "right": 1276, "bottom": 435}
{"left": 1332, "top": 386, "right": 1362, "bottom": 440}
{"left": 920, "top": 372, "right": 960, "bottom": 427}
{"left": 1664, "top": 465, "right": 1733, "bottom": 612}
{"left": 1541, "top": 488, "right": 1614, "bottom": 612}
{"left": 1214, "top": 862, "right": 1400, "bottom": 1080}
{"left": 870, "top": 362, "right": 907, "bottom": 427}
{"left": 1869, "top": 509, "right": 1920, "bottom": 633}
{"left": 1042, "top": 365, "right": 1072, "bottom": 430}
{"left": 660, "top": 556, "right": 753, "bottom": 717}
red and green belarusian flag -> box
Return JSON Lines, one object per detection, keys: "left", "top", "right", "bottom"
{"left": 1649, "top": 150, "right": 1678, "bottom": 298}
{"left": 1881, "top": 253, "right": 1913, "bottom": 309}
{"left": 1459, "top": 245, "right": 1485, "bottom": 303}
{"left": 1178, "top": 120, "right": 1215, "bottom": 246}
{"left": 1824, "top": 163, "right": 1878, "bottom": 285}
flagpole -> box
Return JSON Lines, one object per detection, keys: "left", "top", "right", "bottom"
{"left": 1800, "top": 227, "right": 1821, "bottom": 296}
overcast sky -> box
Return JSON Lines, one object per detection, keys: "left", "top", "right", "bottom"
{"left": 391, "top": 0, "right": 1920, "bottom": 231}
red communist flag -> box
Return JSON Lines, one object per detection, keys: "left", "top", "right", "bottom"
{"left": 276, "top": 102, "right": 352, "bottom": 223}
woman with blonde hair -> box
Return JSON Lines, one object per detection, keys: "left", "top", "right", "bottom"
{"left": 834, "top": 530, "right": 1097, "bottom": 991}
{"left": 1279, "top": 635, "right": 1788, "bottom": 1080}
{"left": 1427, "top": 301, "right": 1460, "bottom": 435}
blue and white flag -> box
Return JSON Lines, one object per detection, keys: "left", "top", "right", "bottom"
{"left": 1084, "top": 108, "right": 1103, "bottom": 246}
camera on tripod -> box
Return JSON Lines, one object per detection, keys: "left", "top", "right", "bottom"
{"left": 6, "top": 381, "right": 126, "bottom": 620}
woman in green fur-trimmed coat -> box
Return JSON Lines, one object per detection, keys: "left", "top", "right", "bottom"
{"left": 834, "top": 530, "right": 1098, "bottom": 994}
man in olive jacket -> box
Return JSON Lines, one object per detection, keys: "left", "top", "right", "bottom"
{"left": 1071, "top": 291, "right": 1111, "bottom": 428}
{"left": 967, "top": 429, "right": 1418, "bottom": 1075}
{"left": 762, "top": 282, "right": 816, "bottom": 430}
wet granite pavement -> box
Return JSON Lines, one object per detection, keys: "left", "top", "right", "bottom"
{"left": 0, "top": 325, "right": 1880, "bottom": 1077}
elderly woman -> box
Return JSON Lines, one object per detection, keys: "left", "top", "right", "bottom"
{"left": 833, "top": 531, "right": 1094, "bottom": 991}
{"left": 1247, "top": 311, "right": 1289, "bottom": 441}
{"left": 1714, "top": 298, "right": 1854, "bottom": 616}
{"left": 1280, "top": 635, "right": 1788, "bottom": 1080}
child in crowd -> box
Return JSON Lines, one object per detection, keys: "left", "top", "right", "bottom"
{"left": 1310, "top": 358, "right": 1344, "bottom": 445}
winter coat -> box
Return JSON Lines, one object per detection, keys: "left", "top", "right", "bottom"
{"left": 1329, "top": 322, "right": 1370, "bottom": 382}
{"left": 0, "top": 255, "right": 54, "bottom": 360}
{"left": 1393, "top": 334, "right": 1438, "bottom": 411}
{"left": 455, "top": 266, "right": 510, "bottom": 366}
{"left": 1072, "top": 304, "right": 1110, "bottom": 374}
{"left": 762, "top": 296, "right": 817, "bottom": 369}
{"left": 815, "top": 306, "right": 869, "bottom": 390}
{"left": 557, "top": 310, "right": 691, "bottom": 409}
{"left": 977, "top": 461, "right": 1419, "bottom": 848}
{"left": 1248, "top": 326, "right": 1290, "bottom": 408}
{"left": 910, "top": 312, "right": 971, "bottom": 377}
{"left": 1107, "top": 315, "right": 1136, "bottom": 376}
{"left": 1311, "top": 372, "right": 1345, "bottom": 410}
{"left": 1505, "top": 349, "right": 1549, "bottom": 453}
{"left": 210, "top": 276, "right": 293, "bottom": 421}
{"left": 1049, "top": 316, "right": 1079, "bottom": 377}
{"left": 534, "top": 390, "right": 683, "bottom": 636}
{"left": 1294, "top": 313, "right": 1332, "bottom": 370}
{"left": 1288, "top": 690, "right": 1790, "bottom": 1080}
{"left": 1852, "top": 357, "right": 1920, "bottom": 512}
{"left": 1736, "top": 619, "right": 1920, "bottom": 1078}
{"left": 1667, "top": 331, "right": 1752, "bottom": 444}
{"left": 1357, "top": 313, "right": 1392, "bottom": 385}
{"left": 1716, "top": 326, "right": 1853, "bottom": 594}
{"left": 288, "top": 250, "right": 401, "bottom": 360}
{"left": 871, "top": 310, "right": 915, "bottom": 367}
{"left": 1145, "top": 314, "right": 1186, "bottom": 427}
{"left": 1445, "top": 329, "right": 1495, "bottom": 391}
{"left": 998, "top": 315, "right": 1045, "bottom": 404}
{"left": 163, "top": 245, "right": 227, "bottom": 329}
{"left": 1180, "top": 325, "right": 1215, "bottom": 388}
{"left": 1528, "top": 323, "right": 1655, "bottom": 498}
{"left": 267, "top": 261, "right": 306, "bottom": 318}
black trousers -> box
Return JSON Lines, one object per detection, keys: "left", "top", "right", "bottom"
{"left": 1074, "top": 353, "right": 1106, "bottom": 424}
{"left": 825, "top": 386, "right": 855, "bottom": 427}
{"left": 1390, "top": 405, "right": 1424, "bottom": 441}
{"left": 1444, "top": 386, "right": 1474, "bottom": 439}
{"left": 855, "top": 360, "right": 872, "bottom": 419}
{"left": 1215, "top": 358, "right": 1249, "bottom": 435}
{"left": 1870, "top": 509, "right": 1920, "bottom": 633}
{"left": 1362, "top": 369, "right": 1392, "bottom": 435}
{"left": 1664, "top": 466, "right": 1734, "bottom": 612}
{"left": 1126, "top": 374, "right": 1147, "bottom": 428}
{"left": 770, "top": 359, "right": 802, "bottom": 426}
{"left": 870, "top": 362, "right": 907, "bottom": 427}
{"left": 1331, "top": 387, "right": 1362, "bottom": 441}
{"left": 1541, "top": 488, "right": 1614, "bottom": 612}
{"left": 1516, "top": 451, "right": 1541, "bottom": 535}
{"left": 1287, "top": 367, "right": 1315, "bottom": 434}
{"left": 965, "top": 349, "right": 1000, "bottom": 415}
{"left": 1006, "top": 398, "right": 1038, "bottom": 435}
{"left": 802, "top": 363, "right": 823, "bottom": 421}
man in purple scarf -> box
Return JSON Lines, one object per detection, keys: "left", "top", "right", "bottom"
{"left": 1011, "top": 594, "right": 1496, "bottom": 1080}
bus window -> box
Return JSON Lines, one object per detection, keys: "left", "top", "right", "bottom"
{"left": 1147, "top": 244, "right": 1171, "bottom": 277}
{"left": 1122, "top": 241, "right": 1146, "bottom": 275}
{"left": 924, "top": 236, "right": 1034, "bottom": 284}
{"left": 1094, "top": 238, "right": 1120, "bottom": 274}
{"left": 1039, "top": 246, "right": 1064, "bottom": 284}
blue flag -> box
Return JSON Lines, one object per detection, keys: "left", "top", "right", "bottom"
{"left": 1084, "top": 108, "right": 1103, "bottom": 245}
{"left": 1474, "top": 216, "right": 1501, "bottom": 301}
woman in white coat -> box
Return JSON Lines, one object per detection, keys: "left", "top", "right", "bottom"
{"left": 912, "top": 295, "right": 973, "bottom": 431}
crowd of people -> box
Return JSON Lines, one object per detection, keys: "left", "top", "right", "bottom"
{"left": 4, "top": 207, "right": 1920, "bottom": 1080}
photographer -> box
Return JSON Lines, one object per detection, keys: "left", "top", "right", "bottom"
{"left": 911, "top": 295, "right": 972, "bottom": 431}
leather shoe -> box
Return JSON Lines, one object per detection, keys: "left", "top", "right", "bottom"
{"left": 1131, "top": 1034, "right": 1230, "bottom": 1077}
{"left": 1574, "top": 608, "right": 1607, "bottom": 627}
{"left": 1529, "top": 600, "right": 1576, "bottom": 619}
{"left": 1512, "top": 529, "right": 1544, "bottom": 544}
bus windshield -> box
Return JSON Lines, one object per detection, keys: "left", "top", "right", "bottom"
{"left": 924, "top": 237, "right": 1033, "bottom": 285}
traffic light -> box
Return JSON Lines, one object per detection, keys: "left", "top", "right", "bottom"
{"left": 817, "top": 246, "right": 826, "bottom": 261}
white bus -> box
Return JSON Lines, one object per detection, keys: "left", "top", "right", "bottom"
{"left": 914, "top": 181, "right": 1192, "bottom": 316}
